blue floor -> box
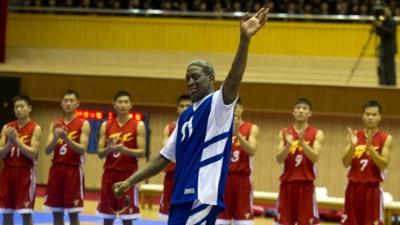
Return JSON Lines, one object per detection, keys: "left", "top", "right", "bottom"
{"left": 0, "top": 212, "right": 167, "bottom": 224}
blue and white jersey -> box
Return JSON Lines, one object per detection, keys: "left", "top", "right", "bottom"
{"left": 160, "top": 88, "right": 237, "bottom": 207}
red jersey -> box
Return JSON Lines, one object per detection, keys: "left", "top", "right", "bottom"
{"left": 347, "top": 130, "right": 388, "bottom": 183}
{"left": 51, "top": 117, "right": 86, "bottom": 166}
{"left": 280, "top": 126, "right": 319, "bottom": 182}
{"left": 164, "top": 122, "right": 176, "bottom": 173}
{"left": 103, "top": 118, "right": 139, "bottom": 172}
{"left": 228, "top": 122, "right": 254, "bottom": 175}
{"left": 3, "top": 120, "right": 38, "bottom": 168}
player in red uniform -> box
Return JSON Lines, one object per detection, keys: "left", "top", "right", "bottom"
{"left": 159, "top": 95, "right": 192, "bottom": 220}
{"left": 97, "top": 91, "right": 146, "bottom": 225}
{"left": 44, "top": 90, "right": 91, "bottom": 225}
{"left": 216, "top": 98, "right": 258, "bottom": 225}
{"left": 341, "top": 100, "right": 393, "bottom": 225}
{"left": 275, "top": 98, "right": 324, "bottom": 225}
{"left": 0, "top": 95, "right": 42, "bottom": 225}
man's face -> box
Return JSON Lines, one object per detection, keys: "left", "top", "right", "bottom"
{"left": 362, "top": 106, "right": 381, "bottom": 129}
{"left": 14, "top": 100, "right": 31, "bottom": 119}
{"left": 186, "top": 65, "right": 214, "bottom": 102}
{"left": 61, "top": 94, "right": 79, "bottom": 114}
{"left": 114, "top": 96, "right": 132, "bottom": 115}
{"left": 292, "top": 103, "right": 311, "bottom": 122}
{"left": 177, "top": 99, "right": 193, "bottom": 115}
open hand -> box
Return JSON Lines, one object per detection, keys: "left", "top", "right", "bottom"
{"left": 240, "top": 7, "right": 269, "bottom": 38}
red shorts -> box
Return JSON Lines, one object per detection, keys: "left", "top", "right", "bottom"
{"left": 341, "top": 181, "right": 383, "bottom": 225}
{"left": 44, "top": 164, "right": 84, "bottom": 213}
{"left": 0, "top": 166, "right": 36, "bottom": 214}
{"left": 97, "top": 170, "right": 140, "bottom": 220}
{"left": 216, "top": 174, "right": 254, "bottom": 225}
{"left": 159, "top": 171, "right": 174, "bottom": 219}
{"left": 275, "top": 181, "right": 320, "bottom": 225}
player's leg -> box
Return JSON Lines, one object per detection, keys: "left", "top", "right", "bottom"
{"left": 103, "top": 218, "right": 114, "bottom": 225}
{"left": 232, "top": 175, "right": 254, "bottom": 225}
{"left": 296, "top": 182, "right": 319, "bottom": 225}
{"left": 53, "top": 212, "right": 64, "bottom": 225}
{"left": 21, "top": 213, "right": 33, "bottom": 225}
{"left": 275, "top": 182, "right": 294, "bottom": 225}
{"left": 341, "top": 182, "right": 359, "bottom": 225}
{"left": 65, "top": 166, "right": 84, "bottom": 225}
{"left": 68, "top": 212, "right": 80, "bottom": 225}
{"left": 122, "top": 219, "right": 133, "bottom": 225}
{"left": 363, "top": 184, "right": 384, "bottom": 225}
{"left": 3, "top": 213, "right": 14, "bottom": 225}
{"left": 216, "top": 175, "right": 234, "bottom": 225}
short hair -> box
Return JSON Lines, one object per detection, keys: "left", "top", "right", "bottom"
{"left": 62, "top": 90, "right": 80, "bottom": 99}
{"left": 363, "top": 100, "right": 382, "bottom": 113}
{"left": 188, "top": 60, "right": 215, "bottom": 76}
{"left": 176, "top": 94, "right": 191, "bottom": 105}
{"left": 294, "top": 98, "right": 312, "bottom": 109}
{"left": 114, "top": 91, "right": 131, "bottom": 102}
{"left": 12, "top": 95, "right": 32, "bottom": 106}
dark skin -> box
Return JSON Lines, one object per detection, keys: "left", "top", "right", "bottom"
{"left": 113, "top": 7, "right": 270, "bottom": 198}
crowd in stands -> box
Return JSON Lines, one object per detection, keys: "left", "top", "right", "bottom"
{"left": 14, "top": 0, "right": 400, "bottom": 16}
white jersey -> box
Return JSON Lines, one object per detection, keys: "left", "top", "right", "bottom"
{"left": 161, "top": 88, "right": 236, "bottom": 207}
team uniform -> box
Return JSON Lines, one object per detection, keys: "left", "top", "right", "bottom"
{"left": 161, "top": 89, "right": 237, "bottom": 225}
{"left": 159, "top": 122, "right": 176, "bottom": 219}
{"left": 0, "top": 120, "right": 38, "bottom": 214}
{"left": 275, "top": 126, "right": 320, "bottom": 225}
{"left": 217, "top": 122, "right": 255, "bottom": 225}
{"left": 341, "top": 130, "right": 388, "bottom": 225}
{"left": 97, "top": 118, "right": 141, "bottom": 220}
{"left": 44, "top": 117, "right": 86, "bottom": 213}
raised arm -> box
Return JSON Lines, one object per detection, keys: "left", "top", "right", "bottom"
{"left": 222, "top": 8, "right": 269, "bottom": 104}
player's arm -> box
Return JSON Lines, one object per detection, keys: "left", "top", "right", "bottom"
{"left": 300, "top": 130, "right": 323, "bottom": 163}
{"left": 115, "top": 121, "right": 145, "bottom": 158}
{"left": 367, "top": 135, "right": 393, "bottom": 170}
{"left": 276, "top": 130, "right": 291, "bottom": 164}
{"left": 0, "top": 125, "right": 13, "bottom": 159}
{"left": 342, "top": 127, "right": 357, "bottom": 167}
{"left": 237, "top": 124, "right": 258, "bottom": 156}
{"left": 44, "top": 122, "right": 58, "bottom": 155}
{"left": 162, "top": 124, "right": 170, "bottom": 146}
{"left": 113, "top": 154, "right": 171, "bottom": 198}
{"left": 15, "top": 125, "right": 42, "bottom": 160}
{"left": 222, "top": 8, "right": 269, "bottom": 104}
{"left": 61, "top": 121, "right": 90, "bottom": 154}
{"left": 97, "top": 121, "right": 111, "bottom": 158}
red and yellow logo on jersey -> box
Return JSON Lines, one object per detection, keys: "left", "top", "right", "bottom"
{"left": 109, "top": 132, "right": 133, "bottom": 143}
{"left": 289, "top": 140, "right": 310, "bottom": 154}
{"left": 352, "top": 145, "right": 379, "bottom": 158}
{"left": 19, "top": 135, "right": 30, "bottom": 144}
{"left": 232, "top": 136, "right": 241, "bottom": 147}
{"left": 57, "top": 131, "right": 78, "bottom": 145}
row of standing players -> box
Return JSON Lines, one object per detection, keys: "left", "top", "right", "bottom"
{"left": 0, "top": 90, "right": 393, "bottom": 225}
{"left": 0, "top": 8, "right": 393, "bottom": 225}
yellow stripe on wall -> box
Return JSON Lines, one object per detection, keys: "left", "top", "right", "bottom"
{"left": 7, "top": 13, "right": 389, "bottom": 57}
